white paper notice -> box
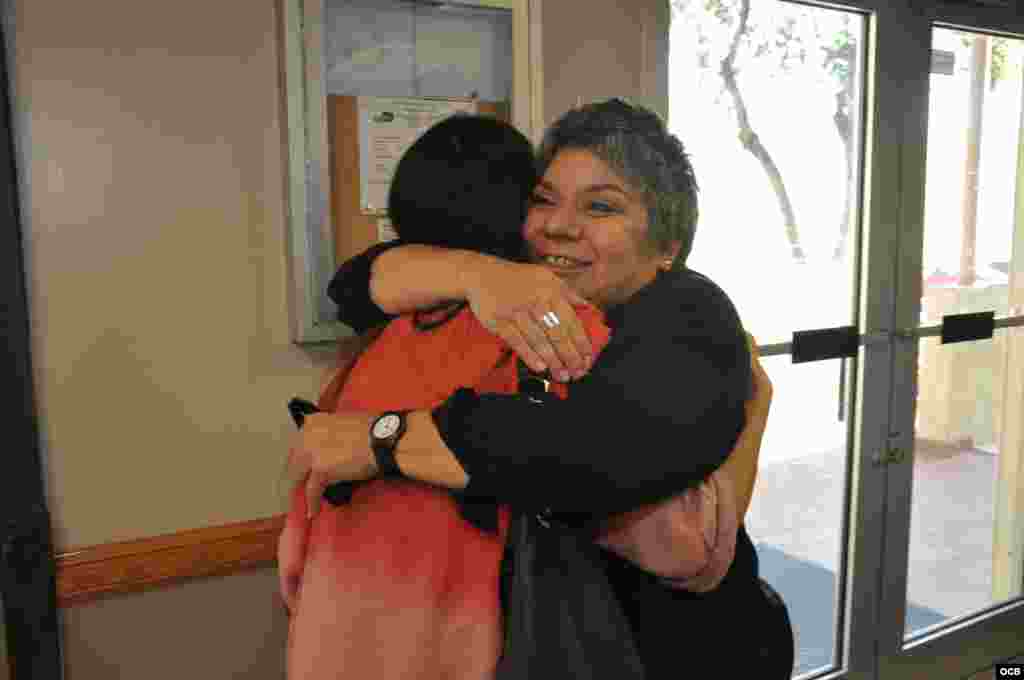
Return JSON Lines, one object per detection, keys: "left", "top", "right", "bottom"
{"left": 359, "top": 96, "right": 477, "bottom": 215}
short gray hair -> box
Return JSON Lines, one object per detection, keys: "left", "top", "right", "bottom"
{"left": 537, "top": 98, "right": 699, "bottom": 267}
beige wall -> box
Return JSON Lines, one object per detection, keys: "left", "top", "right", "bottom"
{"left": 541, "top": 0, "right": 669, "bottom": 126}
{"left": 11, "top": 0, "right": 670, "bottom": 551}
{"left": 61, "top": 568, "right": 288, "bottom": 680}
{"left": 11, "top": 0, "right": 336, "bottom": 550}
{"left": 9, "top": 0, "right": 667, "bottom": 677}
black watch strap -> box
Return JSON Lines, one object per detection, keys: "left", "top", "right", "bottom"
{"left": 373, "top": 442, "right": 403, "bottom": 477}
{"left": 371, "top": 411, "right": 408, "bottom": 477}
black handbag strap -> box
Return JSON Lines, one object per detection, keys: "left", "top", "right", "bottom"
{"left": 497, "top": 511, "right": 647, "bottom": 679}
{"left": 500, "top": 364, "right": 648, "bottom": 678}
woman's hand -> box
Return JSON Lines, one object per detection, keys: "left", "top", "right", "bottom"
{"left": 716, "top": 334, "right": 773, "bottom": 522}
{"left": 277, "top": 483, "right": 311, "bottom": 614}
{"left": 288, "top": 412, "right": 378, "bottom": 519}
{"left": 737, "top": 334, "right": 773, "bottom": 515}
{"left": 369, "top": 245, "right": 595, "bottom": 382}
{"left": 459, "top": 255, "right": 596, "bottom": 382}
{"left": 746, "top": 333, "right": 773, "bottom": 422}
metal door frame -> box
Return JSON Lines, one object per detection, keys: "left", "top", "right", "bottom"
{"left": 749, "top": 2, "right": 1024, "bottom": 678}
{"left": 877, "top": 2, "right": 1024, "bottom": 678}
{"left": 0, "top": 7, "right": 62, "bottom": 680}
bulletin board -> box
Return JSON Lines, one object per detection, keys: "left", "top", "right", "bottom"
{"left": 327, "top": 95, "right": 510, "bottom": 265}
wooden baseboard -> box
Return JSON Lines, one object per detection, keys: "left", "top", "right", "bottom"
{"left": 56, "top": 515, "right": 285, "bottom": 607}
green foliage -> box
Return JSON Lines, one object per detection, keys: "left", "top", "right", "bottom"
{"left": 669, "top": 0, "right": 860, "bottom": 261}
{"left": 704, "top": 0, "right": 732, "bottom": 25}
{"left": 957, "top": 34, "right": 1014, "bottom": 89}
{"left": 991, "top": 38, "right": 1009, "bottom": 89}
{"left": 672, "top": 0, "right": 858, "bottom": 88}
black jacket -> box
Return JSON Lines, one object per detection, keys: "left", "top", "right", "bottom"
{"left": 327, "top": 245, "right": 794, "bottom": 678}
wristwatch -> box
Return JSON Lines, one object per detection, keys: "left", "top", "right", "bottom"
{"left": 370, "top": 411, "right": 408, "bottom": 477}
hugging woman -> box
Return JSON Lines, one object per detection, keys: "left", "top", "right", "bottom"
{"left": 285, "top": 99, "right": 794, "bottom": 678}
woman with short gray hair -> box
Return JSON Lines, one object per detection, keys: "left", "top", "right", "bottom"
{"left": 290, "top": 98, "right": 795, "bottom": 678}
{"left": 537, "top": 97, "right": 700, "bottom": 267}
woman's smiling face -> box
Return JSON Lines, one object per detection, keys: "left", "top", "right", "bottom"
{"left": 524, "top": 149, "right": 676, "bottom": 309}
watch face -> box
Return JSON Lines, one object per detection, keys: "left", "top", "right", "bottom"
{"left": 373, "top": 414, "right": 401, "bottom": 439}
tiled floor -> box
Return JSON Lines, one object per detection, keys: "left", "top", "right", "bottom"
{"left": 748, "top": 441, "right": 1005, "bottom": 617}
{"left": 745, "top": 440, "right": 1020, "bottom": 675}
{"left": 965, "top": 655, "right": 1024, "bottom": 680}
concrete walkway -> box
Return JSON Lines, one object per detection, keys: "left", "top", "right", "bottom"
{"left": 745, "top": 441, "right": 1012, "bottom": 674}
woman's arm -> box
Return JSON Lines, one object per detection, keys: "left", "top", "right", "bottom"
{"left": 294, "top": 344, "right": 770, "bottom": 523}
{"left": 293, "top": 274, "right": 751, "bottom": 520}
{"left": 366, "top": 244, "right": 487, "bottom": 314}
{"left": 715, "top": 336, "right": 772, "bottom": 522}
{"left": 327, "top": 242, "right": 402, "bottom": 334}
{"left": 330, "top": 243, "right": 594, "bottom": 381}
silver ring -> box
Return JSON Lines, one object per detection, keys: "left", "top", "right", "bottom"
{"left": 541, "top": 311, "right": 561, "bottom": 329}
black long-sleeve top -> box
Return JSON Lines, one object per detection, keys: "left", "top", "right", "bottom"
{"left": 327, "top": 245, "right": 797, "bottom": 678}
{"left": 327, "top": 243, "right": 752, "bottom": 522}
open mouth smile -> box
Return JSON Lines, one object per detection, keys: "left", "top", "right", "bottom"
{"left": 541, "top": 254, "right": 590, "bottom": 269}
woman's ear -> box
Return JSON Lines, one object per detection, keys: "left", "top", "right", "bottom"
{"left": 660, "top": 241, "right": 683, "bottom": 271}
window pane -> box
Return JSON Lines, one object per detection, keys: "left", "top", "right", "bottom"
{"left": 906, "top": 26, "right": 1024, "bottom": 641}
{"left": 669, "top": 0, "right": 865, "bottom": 346}
{"left": 746, "top": 355, "right": 850, "bottom": 676}
{"left": 907, "top": 328, "right": 1024, "bottom": 640}
{"left": 670, "top": 2, "right": 866, "bottom": 675}
{"left": 921, "top": 27, "right": 1024, "bottom": 319}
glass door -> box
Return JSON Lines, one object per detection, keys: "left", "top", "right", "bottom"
{"left": 877, "top": 4, "right": 1024, "bottom": 679}
{"left": 671, "top": 2, "right": 1024, "bottom": 678}
{"left": 669, "top": 1, "right": 890, "bottom": 677}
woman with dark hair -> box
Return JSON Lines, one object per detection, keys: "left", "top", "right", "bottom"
{"left": 286, "top": 101, "right": 792, "bottom": 678}
{"left": 281, "top": 112, "right": 770, "bottom": 679}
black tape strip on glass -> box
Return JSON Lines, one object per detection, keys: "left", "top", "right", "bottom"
{"left": 791, "top": 325, "right": 859, "bottom": 364}
{"left": 940, "top": 311, "right": 995, "bottom": 344}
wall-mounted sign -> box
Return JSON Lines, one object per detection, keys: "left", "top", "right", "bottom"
{"left": 358, "top": 96, "right": 478, "bottom": 215}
